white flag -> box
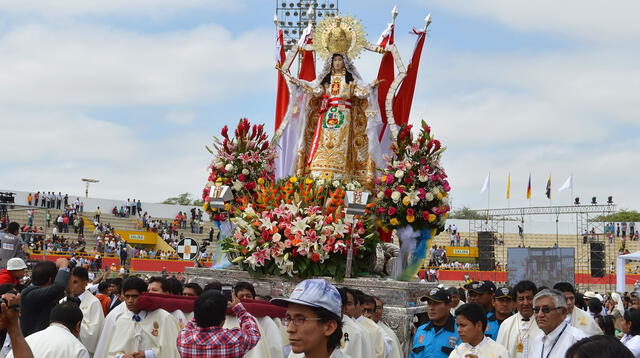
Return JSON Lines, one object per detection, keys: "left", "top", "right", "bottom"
{"left": 480, "top": 174, "right": 490, "bottom": 194}
{"left": 558, "top": 175, "right": 572, "bottom": 192}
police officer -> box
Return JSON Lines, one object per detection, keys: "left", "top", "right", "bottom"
{"left": 410, "top": 287, "right": 460, "bottom": 358}
{"left": 486, "top": 286, "right": 514, "bottom": 339}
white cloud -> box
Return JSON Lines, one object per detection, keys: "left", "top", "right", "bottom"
{"left": 164, "top": 111, "right": 197, "bottom": 125}
{"left": 0, "top": 109, "right": 212, "bottom": 203}
{"left": 421, "top": 0, "right": 640, "bottom": 43}
{"left": 0, "top": 23, "right": 275, "bottom": 107}
{"left": 0, "top": 0, "right": 245, "bottom": 17}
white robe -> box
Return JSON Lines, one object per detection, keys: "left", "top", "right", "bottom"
{"left": 567, "top": 307, "right": 603, "bottom": 336}
{"left": 356, "top": 316, "right": 388, "bottom": 358}
{"left": 289, "top": 316, "right": 373, "bottom": 358}
{"left": 93, "top": 302, "right": 126, "bottom": 358}
{"left": 7, "top": 323, "right": 89, "bottom": 358}
{"left": 378, "top": 321, "right": 403, "bottom": 358}
{"left": 98, "top": 309, "right": 180, "bottom": 358}
{"left": 61, "top": 290, "right": 105, "bottom": 355}
{"left": 496, "top": 312, "right": 541, "bottom": 358}
{"left": 449, "top": 337, "right": 509, "bottom": 358}
{"left": 224, "top": 315, "right": 284, "bottom": 358}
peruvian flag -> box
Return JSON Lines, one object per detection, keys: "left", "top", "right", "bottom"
{"left": 376, "top": 22, "right": 395, "bottom": 142}
{"left": 392, "top": 28, "right": 427, "bottom": 126}
{"left": 297, "top": 23, "right": 316, "bottom": 82}
{"left": 274, "top": 28, "right": 289, "bottom": 131}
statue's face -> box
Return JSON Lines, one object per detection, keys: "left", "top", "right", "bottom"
{"left": 332, "top": 55, "right": 344, "bottom": 71}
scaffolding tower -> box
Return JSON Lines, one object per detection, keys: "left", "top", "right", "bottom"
{"left": 275, "top": 0, "right": 339, "bottom": 52}
{"left": 472, "top": 204, "right": 616, "bottom": 290}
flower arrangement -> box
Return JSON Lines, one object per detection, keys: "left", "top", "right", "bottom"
{"left": 373, "top": 120, "right": 451, "bottom": 232}
{"left": 202, "top": 118, "right": 277, "bottom": 220}
{"left": 223, "top": 202, "right": 368, "bottom": 279}
{"left": 221, "top": 177, "right": 375, "bottom": 280}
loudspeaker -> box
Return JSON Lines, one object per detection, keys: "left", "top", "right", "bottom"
{"left": 478, "top": 231, "right": 496, "bottom": 271}
{"left": 590, "top": 242, "right": 605, "bottom": 278}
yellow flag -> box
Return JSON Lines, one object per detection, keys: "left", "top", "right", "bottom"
{"left": 506, "top": 173, "right": 511, "bottom": 199}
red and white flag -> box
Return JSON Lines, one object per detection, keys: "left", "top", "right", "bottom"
{"left": 274, "top": 29, "right": 289, "bottom": 131}
{"left": 297, "top": 23, "right": 316, "bottom": 82}
{"left": 392, "top": 28, "right": 427, "bottom": 127}
{"left": 376, "top": 22, "right": 395, "bottom": 143}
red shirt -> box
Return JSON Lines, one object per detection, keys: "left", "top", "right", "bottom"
{"left": 0, "top": 269, "right": 20, "bottom": 286}
{"left": 177, "top": 303, "right": 260, "bottom": 358}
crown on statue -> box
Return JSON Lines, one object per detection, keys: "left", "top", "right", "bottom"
{"left": 314, "top": 15, "right": 367, "bottom": 59}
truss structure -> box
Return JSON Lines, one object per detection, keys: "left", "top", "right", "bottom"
{"left": 275, "top": 0, "right": 339, "bottom": 52}
{"left": 469, "top": 204, "right": 616, "bottom": 289}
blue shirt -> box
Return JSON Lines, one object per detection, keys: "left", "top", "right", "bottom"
{"left": 410, "top": 315, "right": 460, "bottom": 358}
{"left": 485, "top": 311, "right": 509, "bottom": 340}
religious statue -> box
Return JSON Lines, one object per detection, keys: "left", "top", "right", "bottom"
{"left": 275, "top": 15, "right": 407, "bottom": 187}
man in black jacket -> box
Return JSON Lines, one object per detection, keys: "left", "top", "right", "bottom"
{"left": 20, "top": 258, "right": 70, "bottom": 336}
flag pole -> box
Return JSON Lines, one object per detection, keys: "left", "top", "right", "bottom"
{"left": 570, "top": 172, "right": 574, "bottom": 205}
{"left": 487, "top": 172, "right": 491, "bottom": 210}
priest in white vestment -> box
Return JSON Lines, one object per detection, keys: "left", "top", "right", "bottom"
{"left": 497, "top": 280, "right": 541, "bottom": 358}
{"left": 93, "top": 301, "right": 126, "bottom": 358}
{"left": 373, "top": 297, "right": 403, "bottom": 358}
{"left": 8, "top": 302, "right": 89, "bottom": 358}
{"left": 97, "top": 277, "right": 181, "bottom": 358}
{"left": 553, "top": 282, "right": 602, "bottom": 336}
{"left": 224, "top": 314, "right": 283, "bottom": 358}
{"left": 63, "top": 267, "right": 105, "bottom": 356}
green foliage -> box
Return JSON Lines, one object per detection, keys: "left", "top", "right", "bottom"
{"left": 162, "top": 193, "right": 199, "bottom": 206}
{"left": 450, "top": 206, "right": 488, "bottom": 220}
{"left": 593, "top": 210, "right": 640, "bottom": 222}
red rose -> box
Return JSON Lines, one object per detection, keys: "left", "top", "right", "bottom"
{"left": 422, "top": 211, "right": 430, "bottom": 220}
{"left": 388, "top": 207, "right": 397, "bottom": 216}
{"left": 238, "top": 174, "right": 246, "bottom": 182}
{"left": 384, "top": 188, "right": 392, "bottom": 198}
{"left": 407, "top": 208, "right": 415, "bottom": 217}
{"left": 311, "top": 252, "right": 321, "bottom": 262}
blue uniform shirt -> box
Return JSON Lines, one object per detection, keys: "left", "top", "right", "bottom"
{"left": 409, "top": 315, "right": 460, "bottom": 358}
{"left": 485, "top": 311, "right": 507, "bottom": 340}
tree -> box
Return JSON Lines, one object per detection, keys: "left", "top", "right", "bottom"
{"left": 593, "top": 210, "right": 640, "bottom": 222}
{"left": 162, "top": 193, "right": 194, "bottom": 206}
{"left": 450, "top": 206, "right": 488, "bottom": 220}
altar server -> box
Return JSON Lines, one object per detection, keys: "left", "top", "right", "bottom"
{"left": 337, "top": 288, "right": 374, "bottom": 358}
{"left": 358, "top": 293, "right": 391, "bottom": 358}
{"left": 147, "top": 276, "right": 188, "bottom": 328}
{"left": 372, "top": 296, "right": 403, "bottom": 358}
{"left": 97, "top": 276, "right": 181, "bottom": 358}
{"left": 224, "top": 282, "right": 285, "bottom": 358}
{"left": 62, "top": 267, "right": 104, "bottom": 356}
{"left": 497, "top": 280, "right": 541, "bottom": 358}
{"left": 449, "top": 303, "right": 509, "bottom": 358}
{"left": 553, "top": 282, "right": 602, "bottom": 336}
{"left": 8, "top": 302, "right": 88, "bottom": 358}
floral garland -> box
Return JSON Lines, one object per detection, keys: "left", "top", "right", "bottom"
{"left": 222, "top": 177, "right": 375, "bottom": 280}
{"left": 373, "top": 121, "right": 451, "bottom": 232}
{"left": 202, "top": 118, "right": 276, "bottom": 220}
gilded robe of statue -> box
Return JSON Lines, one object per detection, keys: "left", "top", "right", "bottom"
{"left": 281, "top": 55, "right": 378, "bottom": 186}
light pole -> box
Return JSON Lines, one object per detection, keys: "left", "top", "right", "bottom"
{"left": 81, "top": 178, "right": 99, "bottom": 198}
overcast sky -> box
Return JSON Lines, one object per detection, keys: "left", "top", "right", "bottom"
{"left": 0, "top": 0, "right": 637, "bottom": 211}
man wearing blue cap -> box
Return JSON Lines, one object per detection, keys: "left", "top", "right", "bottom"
{"left": 410, "top": 287, "right": 460, "bottom": 358}
{"left": 272, "top": 279, "right": 350, "bottom": 358}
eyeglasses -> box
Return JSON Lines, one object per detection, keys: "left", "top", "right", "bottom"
{"left": 532, "top": 306, "right": 563, "bottom": 314}
{"left": 283, "top": 316, "right": 323, "bottom": 327}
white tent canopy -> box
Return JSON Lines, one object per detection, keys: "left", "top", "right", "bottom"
{"left": 616, "top": 251, "right": 640, "bottom": 292}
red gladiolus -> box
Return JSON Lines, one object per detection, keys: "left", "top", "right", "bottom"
{"left": 221, "top": 125, "right": 229, "bottom": 139}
